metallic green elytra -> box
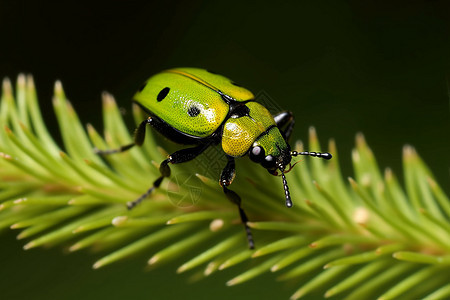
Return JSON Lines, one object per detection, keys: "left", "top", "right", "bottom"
{"left": 134, "top": 68, "right": 254, "bottom": 139}
{"left": 97, "top": 67, "right": 332, "bottom": 249}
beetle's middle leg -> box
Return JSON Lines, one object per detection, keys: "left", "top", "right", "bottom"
{"left": 220, "top": 155, "right": 254, "bottom": 249}
{"left": 127, "top": 143, "right": 210, "bottom": 209}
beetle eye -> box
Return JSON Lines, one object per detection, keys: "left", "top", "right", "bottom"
{"left": 261, "top": 155, "right": 276, "bottom": 169}
{"left": 249, "top": 146, "right": 265, "bottom": 163}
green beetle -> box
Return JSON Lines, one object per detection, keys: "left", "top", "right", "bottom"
{"left": 97, "top": 68, "right": 331, "bottom": 249}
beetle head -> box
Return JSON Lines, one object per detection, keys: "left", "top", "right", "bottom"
{"left": 248, "top": 145, "right": 291, "bottom": 172}
{"left": 249, "top": 144, "right": 294, "bottom": 207}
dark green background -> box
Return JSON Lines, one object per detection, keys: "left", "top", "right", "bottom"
{"left": 1, "top": 1, "right": 449, "bottom": 299}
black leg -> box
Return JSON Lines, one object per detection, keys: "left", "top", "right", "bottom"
{"left": 127, "top": 143, "right": 210, "bottom": 209}
{"left": 220, "top": 155, "right": 254, "bottom": 249}
{"left": 95, "top": 117, "right": 151, "bottom": 154}
{"left": 273, "top": 111, "right": 295, "bottom": 142}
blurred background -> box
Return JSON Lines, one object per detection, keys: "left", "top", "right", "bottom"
{"left": 1, "top": 1, "right": 449, "bottom": 299}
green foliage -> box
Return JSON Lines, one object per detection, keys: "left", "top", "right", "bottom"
{"left": 1, "top": 75, "right": 449, "bottom": 299}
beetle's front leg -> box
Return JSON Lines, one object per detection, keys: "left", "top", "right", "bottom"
{"left": 127, "top": 143, "right": 209, "bottom": 209}
{"left": 273, "top": 111, "right": 295, "bottom": 142}
{"left": 220, "top": 155, "right": 254, "bottom": 249}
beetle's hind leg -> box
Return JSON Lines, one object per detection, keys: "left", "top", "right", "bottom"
{"left": 94, "top": 117, "right": 151, "bottom": 154}
{"left": 127, "top": 144, "right": 210, "bottom": 209}
{"left": 220, "top": 155, "right": 254, "bottom": 249}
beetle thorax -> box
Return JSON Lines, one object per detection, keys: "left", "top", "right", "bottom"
{"left": 221, "top": 101, "right": 279, "bottom": 158}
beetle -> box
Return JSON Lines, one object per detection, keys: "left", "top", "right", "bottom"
{"left": 96, "top": 68, "right": 331, "bottom": 249}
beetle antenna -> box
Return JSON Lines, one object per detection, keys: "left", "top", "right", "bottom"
{"left": 291, "top": 151, "right": 332, "bottom": 160}
{"left": 279, "top": 167, "right": 293, "bottom": 208}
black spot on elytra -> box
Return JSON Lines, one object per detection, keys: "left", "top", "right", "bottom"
{"left": 157, "top": 87, "right": 170, "bottom": 102}
{"left": 187, "top": 106, "right": 201, "bottom": 117}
